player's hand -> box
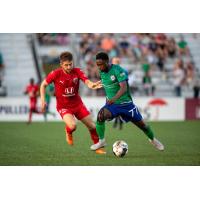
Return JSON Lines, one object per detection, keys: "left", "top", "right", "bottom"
{"left": 41, "top": 101, "right": 47, "bottom": 113}
{"left": 107, "top": 99, "right": 114, "bottom": 105}
{"left": 88, "top": 81, "right": 102, "bottom": 89}
{"left": 93, "top": 81, "right": 103, "bottom": 89}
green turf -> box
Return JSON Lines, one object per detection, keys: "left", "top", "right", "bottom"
{"left": 0, "top": 121, "right": 199, "bottom": 166}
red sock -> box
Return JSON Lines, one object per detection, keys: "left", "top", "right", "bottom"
{"left": 65, "top": 125, "right": 76, "bottom": 135}
{"left": 89, "top": 129, "right": 99, "bottom": 144}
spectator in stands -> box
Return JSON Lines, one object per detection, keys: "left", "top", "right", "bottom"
{"left": 193, "top": 77, "right": 200, "bottom": 98}
{"left": 130, "top": 34, "right": 142, "bottom": 62}
{"left": 173, "top": 59, "right": 185, "bottom": 97}
{"left": 155, "top": 33, "right": 168, "bottom": 58}
{"left": 185, "top": 61, "right": 195, "bottom": 86}
{"left": 167, "top": 37, "right": 177, "bottom": 58}
{"left": 119, "top": 35, "right": 131, "bottom": 57}
{"left": 79, "top": 33, "right": 90, "bottom": 57}
{"left": 177, "top": 35, "right": 190, "bottom": 56}
{"left": 156, "top": 46, "right": 166, "bottom": 71}
{"left": 0, "top": 79, "right": 7, "bottom": 96}
{"left": 101, "top": 33, "right": 116, "bottom": 52}
{"left": 146, "top": 49, "right": 157, "bottom": 67}
{"left": 148, "top": 35, "right": 158, "bottom": 53}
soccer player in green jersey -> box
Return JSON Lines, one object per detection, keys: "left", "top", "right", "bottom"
{"left": 90, "top": 52, "right": 164, "bottom": 151}
{"left": 43, "top": 83, "right": 56, "bottom": 121}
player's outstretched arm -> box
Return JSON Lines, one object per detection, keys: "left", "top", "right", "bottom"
{"left": 40, "top": 80, "right": 48, "bottom": 113}
{"left": 85, "top": 80, "right": 102, "bottom": 90}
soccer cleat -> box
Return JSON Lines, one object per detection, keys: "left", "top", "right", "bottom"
{"left": 95, "top": 148, "right": 106, "bottom": 154}
{"left": 90, "top": 138, "right": 106, "bottom": 150}
{"left": 149, "top": 138, "right": 164, "bottom": 151}
{"left": 66, "top": 133, "right": 73, "bottom": 145}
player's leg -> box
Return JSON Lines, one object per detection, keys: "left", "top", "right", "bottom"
{"left": 27, "top": 100, "right": 34, "bottom": 124}
{"left": 28, "top": 108, "right": 33, "bottom": 124}
{"left": 75, "top": 104, "right": 106, "bottom": 154}
{"left": 90, "top": 107, "right": 112, "bottom": 150}
{"left": 131, "top": 120, "right": 154, "bottom": 140}
{"left": 131, "top": 120, "right": 164, "bottom": 151}
{"left": 121, "top": 102, "right": 164, "bottom": 151}
{"left": 75, "top": 104, "right": 99, "bottom": 145}
{"left": 32, "top": 100, "right": 42, "bottom": 115}
{"left": 119, "top": 117, "right": 123, "bottom": 130}
{"left": 113, "top": 117, "right": 118, "bottom": 128}
{"left": 81, "top": 115, "right": 99, "bottom": 144}
{"left": 63, "top": 113, "right": 76, "bottom": 145}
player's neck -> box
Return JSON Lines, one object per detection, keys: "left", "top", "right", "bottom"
{"left": 62, "top": 68, "right": 72, "bottom": 74}
{"left": 104, "top": 64, "right": 112, "bottom": 73}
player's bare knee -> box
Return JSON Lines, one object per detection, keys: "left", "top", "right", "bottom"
{"left": 97, "top": 108, "right": 112, "bottom": 122}
{"left": 97, "top": 109, "right": 105, "bottom": 122}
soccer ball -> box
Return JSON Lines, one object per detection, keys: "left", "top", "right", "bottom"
{"left": 112, "top": 140, "right": 128, "bottom": 157}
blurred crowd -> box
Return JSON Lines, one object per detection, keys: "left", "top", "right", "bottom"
{"left": 0, "top": 33, "right": 199, "bottom": 98}
{"left": 76, "top": 33, "right": 199, "bottom": 97}
{"left": 37, "top": 33, "right": 70, "bottom": 46}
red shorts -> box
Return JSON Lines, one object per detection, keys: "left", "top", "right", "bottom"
{"left": 57, "top": 103, "right": 90, "bottom": 120}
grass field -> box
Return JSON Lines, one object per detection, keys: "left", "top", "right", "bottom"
{"left": 0, "top": 121, "right": 199, "bottom": 166}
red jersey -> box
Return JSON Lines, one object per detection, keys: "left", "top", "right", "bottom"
{"left": 45, "top": 67, "right": 88, "bottom": 110}
{"left": 25, "top": 84, "right": 39, "bottom": 101}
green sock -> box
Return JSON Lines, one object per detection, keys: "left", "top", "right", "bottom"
{"left": 96, "top": 121, "right": 105, "bottom": 140}
{"left": 143, "top": 125, "right": 154, "bottom": 140}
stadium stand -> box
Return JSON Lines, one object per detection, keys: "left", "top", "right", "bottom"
{"left": 0, "top": 34, "right": 38, "bottom": 96}
{"left": 0, "top": 33, "right": 199, "bottom": 97}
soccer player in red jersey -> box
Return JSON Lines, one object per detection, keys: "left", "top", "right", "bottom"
{"left": 40, "top": 51, "right": 105, "bottom": 154}
{"left": 24, "top": 78, "right": 41, "bottom": 124}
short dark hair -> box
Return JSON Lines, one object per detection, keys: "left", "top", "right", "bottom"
{"left": 60, "top": 51, "right": 73, "bottom": 62}
{"left": 96, "top": 52, "right": 109, "bottom": 61}
{"left": 30, "top": 78, "right": 34, "bottom": 84}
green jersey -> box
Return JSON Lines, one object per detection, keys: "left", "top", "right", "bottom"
{"left": 45, "top": 84, "right": 54, "bottom": 103}
{"left": 99, "top": 64, "right": 132, "bottom": 104}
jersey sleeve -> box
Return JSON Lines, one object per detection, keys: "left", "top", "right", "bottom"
{"left": 115, "top": 65, "right": 128, "bottom": 83}
{"left": 45, "top": 70, "right": 57, "bottom": 84}
{"left": 76, "top": 68, "right": 89, "bottom": 83}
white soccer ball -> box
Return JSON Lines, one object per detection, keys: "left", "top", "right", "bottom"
{"left": 112, "top": 140, "right": 128, "bottom": 157}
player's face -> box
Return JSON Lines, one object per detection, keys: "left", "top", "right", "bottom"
{"left": 96, "top": 59, "right": 108, "bottom": 72}
{"left": 61, "top": 60, "right": 74, "bottom": 73}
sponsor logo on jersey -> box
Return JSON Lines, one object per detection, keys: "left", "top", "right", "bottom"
{"left": 62, "top": 87, "right": 75, "bottom": 97}
{"left": 120, "top": 72, "right": 125, "bottom": 77}
{"left": 110, "top": 75, "right": 116, "bottom": 81}
{"left": 73, "top": 77, "right": 78, "bottom": 84}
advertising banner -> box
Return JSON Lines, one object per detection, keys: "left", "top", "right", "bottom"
{"left": 185, "top": 98, "right": 200, "bottom": 120}
{"left": 0, "top": 97, "right": 185, "bottom": 121}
